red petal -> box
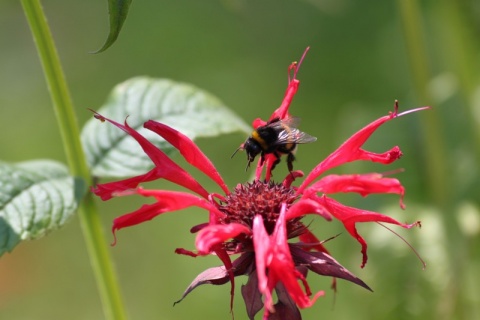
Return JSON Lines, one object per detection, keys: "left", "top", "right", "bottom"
{"left": 268, "top": 47, "right": 309, "bottom": 121}
{"left": 286, "top": 198, "right": 332, "bottom": 221}
{"left": 92, "top": 168, "right": 158, "bottom": 200}
{"left": 298, "top": 228, "right": 330, "bottom": 254}
{"left": 298, "top": 107, "right": 414, "bottom": 193}
{"left": 253, "top": 204, "right": 323, "bottom": 313}
{"left": 91, "top": 112, "right": 209, "bottom": 198}
{"left": 252, "top": 118, "right": 266, "bottom": 129}
{"left": 195, "top": 223, "right": 252, "bottom": 254}
{"left": 112, "top": 188, "right": 225, "bottom": 237}
{"left": 144, "top": 120, "right": 229, "bottom": 194}
{"left": 318, "top": 195, "right": 419, "bottom": 268}
{"left": 175, "top": 248, "right": 198, "bottom": 257}
{"left": 268, "top": 79, "right": 298, "bottom": 121}
{"left": 309, "top": 173, "right": 405, "bottom": 208}
{"left": 282, "top": 170, "right": 304, "bottom": 188}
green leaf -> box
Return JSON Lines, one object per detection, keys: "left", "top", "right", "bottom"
{"left": 94, "top": 0, "right": 133, "bottom": 53}
{"left": 0, "top": 160, "right": 82, "bottom": 256}
{"left": 81, "top": 76, "right": 250, "bottom": 178}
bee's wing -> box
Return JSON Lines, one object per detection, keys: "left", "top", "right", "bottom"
{"left": 291, "top": 129, "right": 317, "bottom": 144}
{"left": 278, "top": 117, "right": 302, "bottom": 128}
{"left": 275, "top": 127, "right": 317, "bottom": 145}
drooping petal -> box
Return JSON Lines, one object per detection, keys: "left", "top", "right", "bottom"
{"left": 282, "top": 170, "right": 304, "bottom": 188}
{"left": 144, "top": 120, "right": 229, "bottom": 194}
{"left": 175, "top": 252, "right": 254, "bottom": 306}
{"left": 308, "top": 173, "right": 405, "bottom": 208}
{"left": 286, "top": 198, "right": 332, "bottom": 221}
{"left": 91, "top": 112, "right": 209, "bottom": 198}
{"left": 195, "top": 223, "right": 252, "bottom": 255}
{"left": 92, "top": 168, "right": 158, "bottom": 200}
{"left": 252, "top": 215, "right": 271, "bottom": 307}
{"left": 298, "top": 105, "right": 427, "bottom": 193}
{"left": 318, "top": 195, "right": 420, "bottom": 268}
{"left": 112, "top": 188, "right": 225, "bottom": 238}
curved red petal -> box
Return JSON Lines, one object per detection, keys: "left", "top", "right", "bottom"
{"left": 298, "top": 104, "right": 428, "bottom": 193}
{"left": 253, "top": 204, "right": 323, "bottom": 313}
{"left": 298, "top": 112, "right": 395, "bottom": 192}
{"left": 309, "top": 173, "right": 405, "bottom": 208}
{"left": 282, "top": 170, "right": 304, "bottom": 188}
{"left": 286, "top": 198, "right": 332, "bottom": 221}
{"left": 268, "top": 79, "right": 298, "bottom": 122}
{"left": 195, "top": 223, "right": 252, "bottom": 254}
{"left": 92, "top": 168, "right": 157, "bottom": 200}
{"left": 298, "top": 229, "right": 330, "bottom": 254}
{"left": 268, "top": 47, "right": 309, "bottom": 122}
{"left": 319, "top": 195, "right": 418, "bottom": 267}
{"left": 112, "top": 188, "right": 225, "bottom": 239}
{"left": 144, "top": 120, "right": 229, "bottom": 194}
{"left": 133, "top": 188, "right": 226, "bottom": 218}
{"left": 91, "top": 112, "right": 210, "bottom": 198}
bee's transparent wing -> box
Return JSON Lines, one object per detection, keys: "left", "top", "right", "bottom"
{"left": 266, "top": 117, "right": 302, "bottom": 130}
{"left": 291, "top": 129, "right": 317, "bottom": 144}
{"left": 275, "top": 127, "right": 317, "bottom": 145}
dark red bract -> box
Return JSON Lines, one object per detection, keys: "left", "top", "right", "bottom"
{"left": 92, "top": 49, "right": 428, "bottom": 320}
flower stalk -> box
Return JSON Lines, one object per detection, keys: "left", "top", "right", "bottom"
{"left": 21, "top": 1, "right": 127, "bottom": 319}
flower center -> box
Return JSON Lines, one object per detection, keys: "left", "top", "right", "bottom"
{"left": 219, "top": 180, "right": 303, "bottom": 238}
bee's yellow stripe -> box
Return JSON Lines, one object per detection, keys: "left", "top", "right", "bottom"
{"left": 251, "top": 130, "right": 268, "bottom": 150}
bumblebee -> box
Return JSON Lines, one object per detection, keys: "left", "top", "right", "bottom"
{"left": 233, "top": 117, "right": 317, "bottom": 172}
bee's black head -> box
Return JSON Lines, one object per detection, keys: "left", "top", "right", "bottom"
{"left": 243, "top": 138, "right": 262, "bottom": 170}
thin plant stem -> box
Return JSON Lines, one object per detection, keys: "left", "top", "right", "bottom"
{"left": 20, "top": 1, "right": 127, "bottom": 319}
{"left": 396, "top": 0, "right": 449, "bottom": 207}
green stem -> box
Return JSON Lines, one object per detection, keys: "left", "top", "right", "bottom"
{"left": 396, "top": 0, "right": 449, "bottom": 207}
{"left": 21, "top": 1, "right": 127, "bottom": 319}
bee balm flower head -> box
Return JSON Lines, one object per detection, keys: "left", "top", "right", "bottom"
{"left": 92, "top": 49, "right": 428, "bottom": 320}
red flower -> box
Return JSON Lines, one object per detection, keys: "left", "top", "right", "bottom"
{"left": 92, "top": 50, "right": 428, "bottom": 320}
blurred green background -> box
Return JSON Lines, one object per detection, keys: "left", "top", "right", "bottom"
{"left": 1, "top": 0, "right": 480, "bottom": 319}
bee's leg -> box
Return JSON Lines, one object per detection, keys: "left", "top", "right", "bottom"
{"left": 286, "top": 152, "right": 296, "bottom": 172}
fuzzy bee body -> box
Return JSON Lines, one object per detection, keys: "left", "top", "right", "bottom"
{"left": 236, "top": 117, "right": 316, "bottom": 172}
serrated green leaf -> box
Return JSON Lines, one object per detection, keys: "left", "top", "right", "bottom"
{"left": 81, "top": 76, "right": 250, "bottom": 178}
{"left": 0, "top": 160, "right": 81, "bottom": 256}
{"left": 94, "top": 0, "right": 133, "bottom": 53}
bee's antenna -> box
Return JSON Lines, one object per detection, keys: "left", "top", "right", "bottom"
{"left": 231, "top": 144, "right": 244, "bottom": 159}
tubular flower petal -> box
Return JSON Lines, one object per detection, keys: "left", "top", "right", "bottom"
{"left": 92, "top": 52, "right": 428, "bottom": 319}
{"left": 309, "top": 173, "right": 405, "bottom": 208}
{"left": 144, "top": 120, "right": 229, "bottom": 194}
{"left": 298, "top": 105, "right": 408, "bottom": 193}
{"left": 196, "top": 223, "right": 252, "bottom": 254}
{"left": 315, "top": 195, "right": 420, "bottom": 268}
{"left": 253, "top": 204, "right": 324, "bottom": 318}
{"left": 91, "top": 112, "right": 209, "bottom": 199}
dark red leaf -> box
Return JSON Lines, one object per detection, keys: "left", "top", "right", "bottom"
{"left": 290, "top": 246, "right": 372, "bottom": 292}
